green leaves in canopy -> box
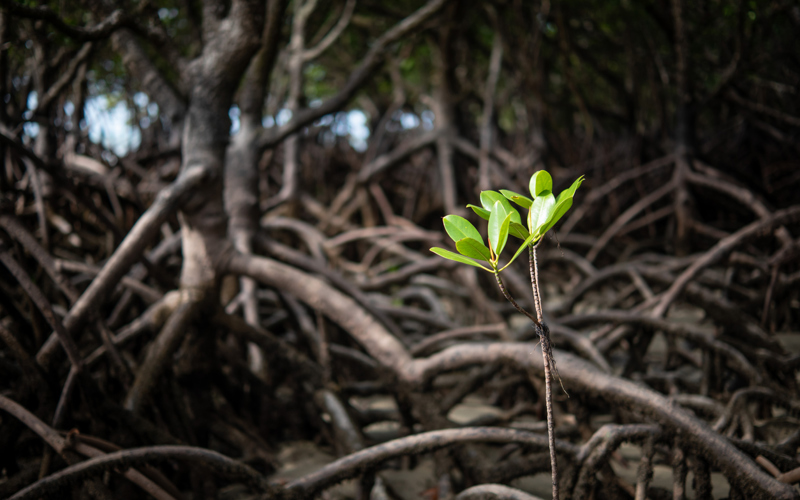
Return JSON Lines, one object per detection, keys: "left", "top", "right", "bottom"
{"left": 488, "top": 201, "right": 512, "bottom": 256}
{"left": 529, "top": 170, "right": 553, "bottom": 198}
{"left": 443, "top": 215, "right": 482, "bottom": 243}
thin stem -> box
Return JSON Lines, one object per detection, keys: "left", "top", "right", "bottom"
{"left": 528, "top": 245, "right": 560, "bottom": 500}
{"left": 0, "top": 246, "right": 83, "bottom": 370}
{"left": 529, "top": 244, "right": 544, "bottom": 321}
{"left": 493, "top": 272, "right": 539, "bottom": 326}
{"left": 538, "top": 322, "right": 560, "bottom": 500}
{"left": 494, "top": 265, "right": 561, "bottom": 498}
{"left": 52, "top": 365, "right": 80, "bottom": 428}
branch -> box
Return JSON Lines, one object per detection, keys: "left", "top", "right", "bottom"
{"left": 556, "top": 311, "right": 761, "bottom": 384}
{"left": 0, "top": 395, "right": 68, "bottom": 455}
{"left": 356, "top": 129, "right": 442, "bottom": 183}
{"left": 726, "top": 88, "right": 800, "bottom": 128}
{"left": 123, "top": 298, "right": 198, "bottom": 413}
{"left": 36, "top": 42, "right": 93, "bottom": 112}
{"left": 494, "top": 272, "right": 540, "bottom": 326}
{"left": 405, "top": 344, "right": 798, "bottom": 500}
{"left": 225, "top": 253, "right": 796, "bottom": 499}
{"left": 286, "top": 427, "right": 578, "bottom": 498}
{"left": 8, "top": 445, "right": 276, "bottom": 500}
{"left": 84, "top": 291, "right": 184, "bottom": 367}
{"left": 1, "top": 3, "right": 130, "bottom": 41}
{"left": 456, "top": 484, "right": 546, "bottom": 500}
{"left": 0, "top": 246, "right": 82, "bottom": 369}
{"left": 225, "top": 252, "right": 412, "bottom": 375}
{"left": 36, "top": 165, "right": 211, "bottom": 369}
{"left": 689, "top": 160, "right": 793, "bottom": 246}
{"left": 258, "top": 0, "right": 448, "bottom": 149}
{"left": 585, "top": 180, "right": 676, "bottom": 263}
{"left": 560, "top": 155, "right": 674, "bottom": 235}
{"left": 212, "top": 309, "right": 324, "bottom": 385}
{"left": 651, "top": 204, "right": 800, "bottom": 317}
{"left": 54, "top": 258, "right": 163, "bottom": 304}
{"left": 572, "top": 424, "right": 661, "bottom": 499}
{"left": 478, "top": 15, "right": 503, "bottom": 192}
{"left": 255, "top": 233, "right": 406, "bottom": 339}
{"left": 302, "top": 0, "right": 357, "bottom": 62}
{"left": 0, "top": 395, "right": 179, "bottom": 500}
{"left": 0, "top": 214, "right": 80, "bottom": 303}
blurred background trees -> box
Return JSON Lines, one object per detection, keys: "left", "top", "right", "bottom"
{"left": 2, "top": 0, "right": 800, "bottom": 498}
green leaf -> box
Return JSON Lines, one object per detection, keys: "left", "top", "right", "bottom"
{"left": 528, "top": 192, "right": 556, "bottom": 237}
{"left": 431, "top": 247, "right": 490, "bottom": 270}
{"left": 497, "top": 214, "right": 512, "bottom": 256}
{"left": 480, "top": 190, "right": 504, "bottom": 211}
{"left": 455, "top": 237, "right": 493, "bottom": 262}
{"left": 488, "top": 201, "right": 512, "bottom": 256}
{"left": 443, "top": 215, "right": 482, "bottom": 244}
{"left": 556, "top": 175, "right": 585, "bottom": 205}
{"left": 539, "top": 198, "right": 573, "bottom": 236}
{"left": 500, "top": 189, "right": 533, "bottom": 209}
{"left": 467, "top": 204, "right": 491, "bottom": 221}
{"left": 479, "top": 191, "right": 521, "bottom": 224}
{"left": 508, "top": 222, "right": 529, "bottom": 240}
{"left": 538, "top": 175, "right": 585, "bottom": 235}
{"left": 498, "top": 232, "right": 537, "bottom": 272}
{"left": 529, "top": 170, "right": 553, "bottom": 198}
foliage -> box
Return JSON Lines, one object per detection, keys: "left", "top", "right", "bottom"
{"left": 433, "top": 170, "right": 583, "bottom": 273}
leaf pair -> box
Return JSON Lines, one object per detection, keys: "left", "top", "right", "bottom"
{"left": 430, "top": 204, "right": 517, "bottom": 271}
{"left": 467, "top": 191, "right": 528, "bottom": 240}
{"left": 527, "top": 173, "right": 584, "bottom": 241}
{"left": 430, "top": 215, "right": 493, "bottom": 270}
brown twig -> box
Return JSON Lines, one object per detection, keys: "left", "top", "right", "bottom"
{"left": 456, "top": 484, "right": 546, "bottom": 500}
{"left": 0, "top": 245, "right": 82, "bottom": 369}
{"left": 8, "top": 445, "right": 275, "bottom": 500}
{"left": 652, "top": 205, "right": 800, "bottom": 318}
{"left": 0, "top": 395, "right": 179, "bottom": 500}
{"left": 0, "top": 214, "right": 80, "bottom": 303}
{"left": 258, "top": 0, "right": 449, "bottom": 149}
{"left": 286, "top": 427, "right": 577, "bottom": 498}
{"left": 36, "top": 164, "right": 211, "bottom": 369}
{"left": 124, "top": 297, "right": 198, "bottom": 413}
{"left": 528, "top": 245, "right": 562, "bottom": 500}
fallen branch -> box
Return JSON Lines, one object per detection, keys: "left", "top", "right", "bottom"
{"left": 8, "top": 445, "right": 276, "bottom": 500}
{"left": 456, "top": 483, "right": 546, "bottom": 500}
{"left": 652, "top": 205, "right": 800, "bottom": 317}
{"left": 286, "top": 427, "right": 577, "bottom": 498}
{"left": 226, "top": 252, "right": 798, "bottom": 499}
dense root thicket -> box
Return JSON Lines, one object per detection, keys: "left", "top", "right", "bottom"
{"left": 2, "top": 1, "right": 800, "bottom": 499}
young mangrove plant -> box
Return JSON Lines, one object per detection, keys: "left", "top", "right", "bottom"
{"left": 431, "top": 170, "right": 583, "bottom": 500}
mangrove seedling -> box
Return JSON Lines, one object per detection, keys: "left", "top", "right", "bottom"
{"left": 431, "top": 170, "right": 584, "bottom": 500}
